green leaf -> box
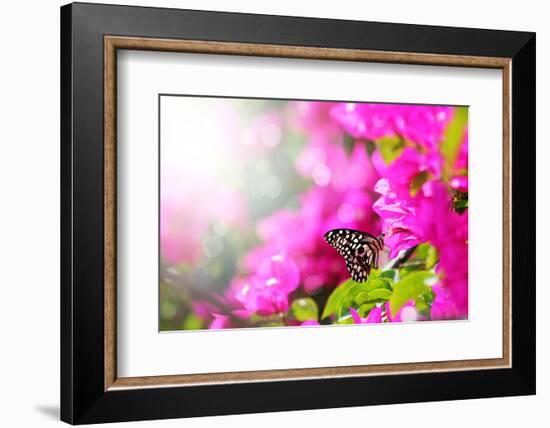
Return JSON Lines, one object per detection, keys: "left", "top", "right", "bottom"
{"left": 291, "top": 297, "right": 319, "bottom": 322}
{"left": 160, "top": 300, "right": 177, "bottom": 320}
{"left": 455, "top": 199, "right": 468, "bottom": 209}
{"left": 339, "top": 281, "right": 366, "bottom": 318}
{"left": 322, "top": 278, "right": 354, "bottom": 319}
{"left": 367, "top": 288, "right": 392, "bottom": 301}
{"left": 322, "top": 278, "right": 369, "bottom": 319}
{"left": 425, "top": 246, "right": 438, "bottom": 270}
{"left": 323, "top": 271, "right": 396, "bottom": 320}
{"left": 422, "top": 287, "right": 436, "bottom": 306}
{"left": 366, "top": 140, "right": 376, "bottom": 157}
{"left": 336, "top": 314, "right": 355, "bottom": 324}
{"left": 410, "top": 170, "right": 430, "bottom": 196}
{"left": 355, "top": 291, "right": 371, "bottom": 306}
{"left": 359, "top": 302, "right": 377, "bottom": 316}
{"left": 389, "top": 271, "right": 437, "bottom": 316}
{"left": 367, "top": 277, "right": 393, "bottom": 292}
{"left": 413, "top": 243, "right": 438, "bottom": 270}
{"left": 182, "top": 313, "right": 203, "bottom": 330}
{"left": 343, "top": 134, "right": 355, "bottom": 155}
{"left": 321, "top": 279, "right": 351, "bottom": 319}
{"left": 353, "top": 274, "right": 394, "bottom": 306}
{"left": 441, "top": 107, "right": 468, "bottom": 167}
{"left": 379, "top": 269, "right": 397, "bottom": 281}
{"left": 378, "top": 136, "right": 405, "bottom": 164}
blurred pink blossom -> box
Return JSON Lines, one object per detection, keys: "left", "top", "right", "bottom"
{"left": 160, "top": 177, "right": 247, "bottom": 264}
{"left": 374, "top": 178, "right": 468, "bottom": 318}
{"left": 209, "top": 313, "right": 234, "bottom": 329}
{"left": 372, "top": 147, "right": 443, "bottom": 186}
{"left": 160, "top": 192, "right": 210, "bottom": 264}
{"left": 331, "top": 103, "right": 453, "bottom": 149}
{"left": 350, "top": 302, "right": 422, "bottom": 324}
{"left": 300, "top": 320, "right": 320, "bottom": 326}
{"left": 372, "top": 178, "right": 422, "bottom": 258}
{"left": 227, "top": 253, "right": 300, "bottom": 317}
{"left": 244, "top": 182, "right": 378, "bottom": 294}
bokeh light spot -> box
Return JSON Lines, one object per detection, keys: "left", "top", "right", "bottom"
{"left": 312, "top": 164, "right": 331, "bottom": 186}
{"left": 202, "top": 236, "right": 224, "bottom": 258}
{"left": 337, "top": 203, "right": 355, "bottom": 223}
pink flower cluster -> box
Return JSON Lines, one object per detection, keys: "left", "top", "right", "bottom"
{"left": 350, "top": 301, "right": 422, "bottom": 324}
{"left": 228, "top": 253, "right": 300, "bottom": 317}
{"left": 367, "top": 120, "right": 468, "bottom": 319}
{"left": 373, "top": 180, "right": 468, "bottom": 318}
{"left": 228, "top": 104, "right": 382, "bottom": 314}
{"left": 168, "top": 99, "right": 468, "bottom": 328}
{"left": 331, "top": 103, "right": 453, "bottom": 150}
{"left": 226, "top": 101, "right": 467, "bottom": 323}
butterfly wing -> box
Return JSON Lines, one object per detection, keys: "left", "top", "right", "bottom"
{"left": 324, "top": 229, "right": 383, "bottom": 282}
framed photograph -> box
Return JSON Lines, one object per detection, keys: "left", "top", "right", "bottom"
{"left": 60, "top": 2, "right": 535, "bottom": 424}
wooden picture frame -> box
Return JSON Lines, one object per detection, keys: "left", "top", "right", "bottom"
{"left": 61, "top": 2, "right": 535, "bottom": 424}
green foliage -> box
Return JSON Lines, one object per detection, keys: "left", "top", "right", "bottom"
{"left": 455, "top": 199, "right": 468, "bottom": 210}
{"left": 336, "top": 314, "right": 354, "bottom": 324}
{"left": 389, "top": 271, "right": 437, "bottom": 317}
{"left": 413, "top": 243, "right": 438, "bottom": 270}
{"left": 367, "top": 288, "right": 392, "bottom": 301}
{"left": 452, "top": 190, "right": 469, "bottom": 213}
{"left": 343, "top": 134, "right": 356, "bottom": 155}
{"left": 182, "top": 313, "right": 203, "bottom": 330}
{"left": 410, "top": 170, "right": 430, "bottom": 196}
{"left": 322, "top": 246, "right": 440, "bottom": 322}
{"left": 291, "top": 297, "right": 319, "bottom": 322}
{"left": 321, "top": 278, "right": 363, "bottom": 320}
{"left": 378, "top": 136, "right": 405, "bottom": 164}
{"left": 441, "top": 107, "right": 468, "bottom": 167}
{"left": 322, "top": 270, "right": 395, "bottom": 320}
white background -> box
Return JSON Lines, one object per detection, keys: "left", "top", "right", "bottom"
{"left": 119, "top": 52, "right": 502, "bottom": 377}
{"left": 0, "top": 0, "right": 546, "bottom": 427}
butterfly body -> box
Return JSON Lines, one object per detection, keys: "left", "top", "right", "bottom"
{"left": 324, "top": 229, "right": 385, "bottom": 282}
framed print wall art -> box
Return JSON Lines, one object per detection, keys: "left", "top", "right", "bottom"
{"left": 60, "top": 2, "right": 536, "bottom": 424}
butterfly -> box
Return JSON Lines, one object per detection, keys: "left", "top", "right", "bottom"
{"left": 324, "top": 229, "right": 386, "bottom": 283}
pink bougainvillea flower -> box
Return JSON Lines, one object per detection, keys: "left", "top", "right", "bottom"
{"left": 350, "top": 307, "right": 384, "bottom": 324}
{"left": 228, "top": 253, "right": 300, "bottom": 317}
{"left": 330, "top": 103, "right": 453, "bottom": 149}
{"left": 372, "top": 147, "right": 443, "bottom": 187}
{"left": 192, "top": 301, "right": 219, "bottom": 323}
{"left": 388, "top": 301, "right": 424, "bottom": 322}
{"left": 430, "top": 284, "right": 463, "bottom": 320}
{"left": 413, "top": 182, "right": 468, "bottom": 317}
{"left": 350, "top": 302, "right": 422, "bottom": 324}
{"left": 292, "top": 101, "right": 341, "bottom": 138}
{"left": 209, "top": 313, "right": 234, "bottom": 329}
{"left": 296, "top": 138, "right": 379, "bottom": 192}
{"left": 245, "top": 133, "right": 380, "bottom": 294}
{"left": 374, "top": 175, "right": 468, "bottom": 319}
{"left": 300, "top": 320, "right": 320, "bottom": 326}
{"left": 331, "top": 103, "right": 395, "bottom": 141}
{"left": 370, "top": 142, "right": 448, "bottom": 258}
{"left": 244, "top": 185, "right": 379, "bottom": 294}
{"left": 450, "top": 176, "right": 468, "bottom": 192}
{"left": 372, "top": 178, "right": 422, "bottom": 258}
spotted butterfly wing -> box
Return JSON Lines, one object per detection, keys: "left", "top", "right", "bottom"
{"left": 324, "top": 229, "right": 385, "bottom": 282}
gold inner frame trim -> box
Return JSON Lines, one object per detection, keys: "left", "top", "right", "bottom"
{"left": 104, "top": 35, "right": 512, "bottom": 391}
